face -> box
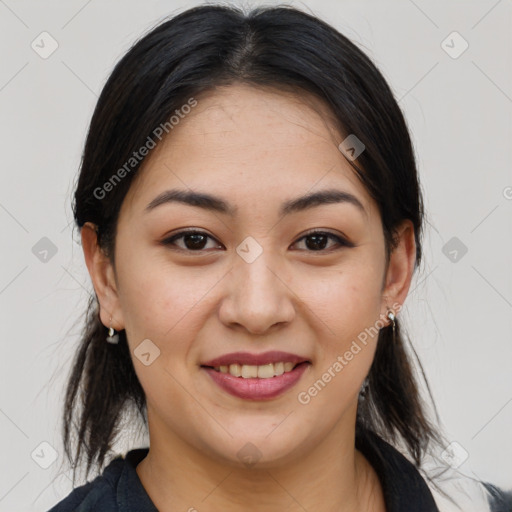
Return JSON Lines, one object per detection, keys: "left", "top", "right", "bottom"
{"left": 83, "top": 83, "right": 414, "bottom": 469}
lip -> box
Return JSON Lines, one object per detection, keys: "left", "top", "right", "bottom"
{"left": 202, "top": 361, "right": 310, "bottom": 400}
{"left": 201, "top": 350, "right": 309, "bottom": 367}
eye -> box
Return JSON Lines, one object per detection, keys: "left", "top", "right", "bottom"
{"left": 291, "top": 230, "right": 353, "bottom": 252}
{"left": 161, "top": 229, "right": 222, "bottom": 252}
{"left": 161, "top": 229, "right": 352, "bottom": 253}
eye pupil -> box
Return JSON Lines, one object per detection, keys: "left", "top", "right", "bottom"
{"left": 305, "top": 234, "right": 328, "bottom": 251}
{"left": 185, "top": 233, "right": 207, "bottom": 250}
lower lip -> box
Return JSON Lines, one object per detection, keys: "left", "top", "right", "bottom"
{"left": 202, "top": 362, "right": 310, "bottom": 400}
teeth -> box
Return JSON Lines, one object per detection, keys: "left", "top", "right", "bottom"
{"left": 274, "top": 362, "right": 284, "bottom": 376}
{"left": 212, "top": 362, "right": 300, "bottom": 379}
{"left": 283, "top": 362, "right": 294, "bottom": 372}
{"left": 257, "top": 363, "right": 274, "bottom": 378}
{"left": 229, "top": 363, "right": 241, "bottom": 377}
{"left": 241, "top": 365, "right": 258, "bottom": 378}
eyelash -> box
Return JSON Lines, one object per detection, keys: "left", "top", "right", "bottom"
{"left": 161, "top": 229, "right": 352, "bottom": 253}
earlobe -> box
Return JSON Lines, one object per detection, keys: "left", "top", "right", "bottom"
{"left": 381, "top": 219, "right": 416, "bottom": 317}
{"left": 81, "top": 222, "right": 124, "bottom": 330}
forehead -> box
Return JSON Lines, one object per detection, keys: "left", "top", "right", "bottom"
{"left": 121, "top": 83, "right": 376, "bottom": 222}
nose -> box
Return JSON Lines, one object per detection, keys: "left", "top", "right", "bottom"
{"left": 218, "top": 250, "right": 296, "bottom": 335}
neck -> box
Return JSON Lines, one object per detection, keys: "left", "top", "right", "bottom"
{"left": 136, "top": 412, "right": 386, "bottom": 512}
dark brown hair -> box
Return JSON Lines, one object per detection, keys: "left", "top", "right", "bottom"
{"left": 64, "top": 3, "right": 445, "bottom": 486}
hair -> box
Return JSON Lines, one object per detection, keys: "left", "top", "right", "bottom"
{"left": 65, "top": 1, "right": 444, "bottom": 489}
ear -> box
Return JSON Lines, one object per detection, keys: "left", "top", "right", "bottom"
{"left": 81, "top": 222, "right": 125, "bottom": 330}
{"left": 381, "top": 219, "right": 416, "bottom": 323}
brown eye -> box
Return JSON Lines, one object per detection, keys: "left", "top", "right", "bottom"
{"left": 161, "top": 230, "right": 221, "bottom": 251}
{"left": 292, "top": 231, "right": 352, "bottom": 252}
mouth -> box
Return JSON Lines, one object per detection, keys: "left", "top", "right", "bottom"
{"left": 202, "top": 361, "right": 308, "bottom": 379}
{"left": 200, "top": 352, "right": 311, "bottom": 400}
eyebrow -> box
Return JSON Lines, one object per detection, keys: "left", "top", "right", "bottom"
{"left": 144, "top": 188, "right": 367, "bottom": 218}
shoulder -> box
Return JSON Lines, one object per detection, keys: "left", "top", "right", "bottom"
{"left": 483, "top": 482, "right": 512, "bottom": 512}
{"left": 46, "top": 456, "right": 126, "bottom": 512}
{"left": 431, "top": 479, "right": 512, "bottom": 512}
{"left": 356, "top": 428, "right": 511, "bottom": 512}
{"left": 355, "top": 428, "right": 440, "bottom": 511}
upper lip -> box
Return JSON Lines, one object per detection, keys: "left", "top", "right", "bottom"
{"left": 201, "top": 351, "right": 310, "bottom": 367}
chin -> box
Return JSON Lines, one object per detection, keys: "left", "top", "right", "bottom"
{"left": 197, "top": 418, "right": 315, "bottom": 469}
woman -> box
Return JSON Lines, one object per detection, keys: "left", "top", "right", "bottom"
{"left": 48, "top": 4, "right": 509, "bottom": 511}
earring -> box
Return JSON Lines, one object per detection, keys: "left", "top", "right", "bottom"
{"left": 359, "top": 377, "right": 369, "bottom": 401}
{"left": 106, "top": 315, "right": 119, "bottom": 344}
{"left": 387, "top": 308, "right": 396, "bottom": 339}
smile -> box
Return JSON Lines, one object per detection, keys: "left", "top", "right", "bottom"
{"left": 201, "top": 361, "right": 310, "bottom": 400}
{"left": 212, "top": 361, "right": 298, "bottom": 379}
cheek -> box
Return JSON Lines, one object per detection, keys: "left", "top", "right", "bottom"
{"left": 116, "top": 250, "right": 194, "bottom": 332}
{"left": 298, "top": 274, "right": 380, "bottom": 411}
{"left": 294, "top": 258, "right": 383, "bottom": 401}
{"left": 117, "top": 261, "right": 212, "bottom": 409}
{"left": 297, "top": 260, "right": 383, "bottom": 340}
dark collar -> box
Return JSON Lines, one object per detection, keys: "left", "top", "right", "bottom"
{"left": 116, "top": 448, "right": 158, "bottom": 511}
{"left": 114, "top": 431, "right": 439, "bottom": 511}
{"left": 356, "top": 429, "right": 440, "bottom": 511}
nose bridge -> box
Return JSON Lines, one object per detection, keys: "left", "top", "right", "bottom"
{"left": 220, "top": 236, "right": 295, "bottom": 333}
{"left": 236, "top": 238, "right": 284, "bottom": 303}
{"left": 239, "top": 247, "right": 279, "bottom": 294}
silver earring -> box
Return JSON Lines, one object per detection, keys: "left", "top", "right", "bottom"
{"left": 387, "top": 309, "right": 396, "bottom": 339}
{"left": 106, "top": 316, "right": 119, "bottom": 344}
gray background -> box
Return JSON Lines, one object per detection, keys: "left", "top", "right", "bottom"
{"left": 0, "top": 0, "right": 511, "bottom": 510}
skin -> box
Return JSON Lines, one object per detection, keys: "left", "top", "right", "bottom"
{"left": 82, "top": 83, "right": 416, "bottom": 512}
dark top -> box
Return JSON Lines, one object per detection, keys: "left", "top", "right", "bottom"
{"left": 47, "top": 430, "right": 510, "bottom": 512}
